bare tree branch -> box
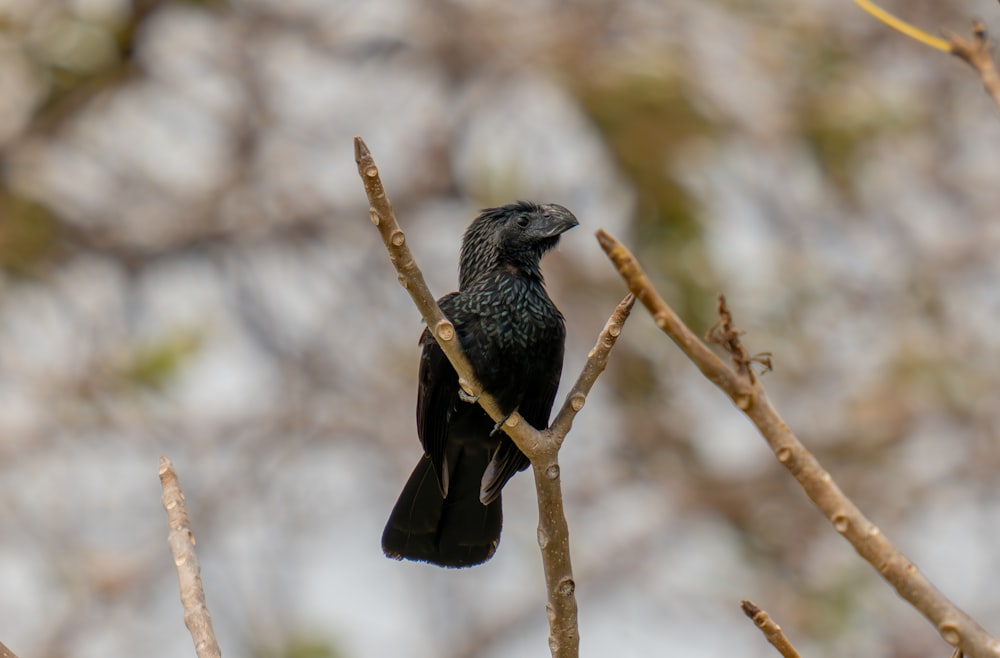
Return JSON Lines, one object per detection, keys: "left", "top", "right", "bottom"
{"left": 852, "top": 1, "right": 1000, "bottom": 115}
{"left": 354, "top": 136, "right": 632, "bottom": 658}
{"left": 0, "top": 640, "right": 21, "bottom": 658}
{"left": 549, "top": 293, "right": 635, "bottom": 443}
{"left": 535, "top": 292, "right": 633, "bottom": 656}
{"left": 948, "top": 22, "right": 1000, "bottom": 115}
{"left": 741, "top": 600, "right": 802, "bottom": 658}
{"left": 705, "top": 294, "right": 772, "bottom": 383}
{"left": 852, "top": 0, "right": 951, "bottom": 52}
{"left": 159, "top": 456, "right": 222, "bottom": 658}
{"left": 596, "top": 229, "right": 1000, "bottom": 658}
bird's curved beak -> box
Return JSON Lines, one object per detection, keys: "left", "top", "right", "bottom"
{"left": 536, "top": 204, "right": 580, "bottom": 238}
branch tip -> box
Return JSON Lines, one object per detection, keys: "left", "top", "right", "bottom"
{"left": 354, "top": 135, "right": 370, "bottom": 164}
{"left": 740, "top": 600, "right": 802, "bottom": 658}
{"left": 159, "top": 457, "right": 221, "bottom": 658}
{"left": 594, "top": 229, "right": 629, "bottom": 267}
{"left": 741, "top": 599, "right": 761, "bottom": 617}
{"left": 594, "top": 228, "right": 613, "bottom": 249}
{"left": 947, "top": 20, "right": 1000, "bottom": 117}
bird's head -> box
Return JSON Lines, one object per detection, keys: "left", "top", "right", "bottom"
{"left": 460, "top": 201, "right": 579, "bottom": 286}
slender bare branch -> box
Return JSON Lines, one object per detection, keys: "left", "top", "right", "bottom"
{"left": 352, "top": 137, "right": 545, "bottom": 455}
{"left": 741, "top": 600, "right": 802, "bottom": 658}
{"left": 549, "top": 293, "right": 635, "bottom": 443}
{"left": 355, "top": 136, "right": 633, "bottom": 658}
{"left": 853, "top": 1, "right": 1000, "bottom": 114}
{"left": 948, "top": 22, "right": 1000, "bottom": 115}
{"left": 0, "top": 641, "right": 21, "bottom": 658}
{"left": 596, "top": 229, "right": 1000, "bottom": 658}
{"left": 159, "top": 456, "right": 222, "bottom": 658}
{"left": 705, "top": 294, "right": 772, "bottom": 383}
{"left": 852, "top": 0, "right": 951, "bottom": 52}
{"left": 534, "top": 292, "right": 633, "bottom": 657}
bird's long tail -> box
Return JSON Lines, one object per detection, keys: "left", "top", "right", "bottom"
{"left": 382, "top": 451, "right": 502, "bottom": 568}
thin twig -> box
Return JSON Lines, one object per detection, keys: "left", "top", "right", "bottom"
{"left": 596, "top": 229, "right": 1000, "bottom": 658}
{"left": 741, "top": 600, "right": 802, "bottom": 658}
{"left": 159, "top": 456, "right": 222, "bottom": 658}
{"left": 853, "top": 0, "right": 1000, "bottom": 115}
{"left": 705, "top": 294, "right": 772, "bottom": 383}
{"left": 355, "top": 136, "right": 632, "bottom": 658}
{"left": 549, "top": 293, "right": 635, "bottom": 443}
{"left": 852, "top": 0, "right": 951, "bottom": 51}
{"left": 352, "top": 137, "right": 541, "bottom": 453}
{"left": 0, "top": 641, "right": 21, "bottom": 658}
{"left": 535, "top": 292, "right": 634, "bottom": 656}
{"left": 948, "top": 22, "right": 1000, "bottom": 115}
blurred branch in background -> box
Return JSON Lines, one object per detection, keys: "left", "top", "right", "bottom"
{"left": 597, "top": 229, "right": 1000, "bottom": 658}
{"left": 0, "top": 640, "right": 21, "bottom": 658}
{"left": 854, "top": 0, "right": 1000, "bottom": 113}
{"left": 948, "top": 23, "right": 1000, "bottom": 113}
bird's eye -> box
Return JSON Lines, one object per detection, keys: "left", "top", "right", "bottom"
{"left": 515, "top": 215, "right": 530, "bottom": 228}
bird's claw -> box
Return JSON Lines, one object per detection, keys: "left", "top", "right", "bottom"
{"left": 458, "top": 388, "right": 479, "bottom": 404}
{"left": 490, "top": 414, "right": 511, "bottom": 437}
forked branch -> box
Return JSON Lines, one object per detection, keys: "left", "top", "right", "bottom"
{"left": 355, "top": 136, "right": 632, "bottom": 658}
{"left": 596, "top": 229, "right": 1000, "bottom": 658}
{"left": 948, "top": 22, "right": 1000, "bottom": 113}
{"left": 853, "top": 0, "right": 1000, "bottom": 114}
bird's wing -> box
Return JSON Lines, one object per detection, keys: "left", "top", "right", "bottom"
{"left": 480, "top": 337, "right": 564, "bottom": 504}
{"left": 416, "top": 292, "right": 461, "bottom": 496}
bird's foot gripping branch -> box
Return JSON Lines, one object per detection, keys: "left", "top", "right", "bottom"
{"left": 354, "top": 136, "right": 633, "bottom": 658}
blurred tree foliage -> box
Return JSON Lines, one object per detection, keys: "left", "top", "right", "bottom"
{"left": 794, "top": 41, "right": 923, "bottom": 204}
{"left": 1, "top": 3, "right": 130, "bottom": 274}
{"left": 0, "top": 192, "right": 61, "bottom": 275}
{"left": 253, "top": 635, "right": 342, "bottom": 658}
{"left": 575, "top": 71, "right": 721, "bottom": 327}
{"left": 124, "top": 330, "right": 202, "bottom": 392}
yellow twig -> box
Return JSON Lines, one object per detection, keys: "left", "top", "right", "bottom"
{"left": 853, "top": 0, "right": 951, "bottom": 52}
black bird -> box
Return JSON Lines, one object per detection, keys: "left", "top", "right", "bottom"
{"left": 382, "top": 201, "right": 578, "bottom": 567}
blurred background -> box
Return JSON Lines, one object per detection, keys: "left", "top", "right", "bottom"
{"left": 1, "top": 0, "right": 1000, "bottom": 656}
